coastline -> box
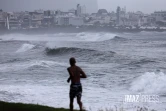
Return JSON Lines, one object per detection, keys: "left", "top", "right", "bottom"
{"left": 0, "top": 26, "right": 166, "bottom": 35}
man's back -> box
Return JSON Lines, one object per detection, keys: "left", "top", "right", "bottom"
{"left": 68, "top": 65, "right": 86, "bottom": 84}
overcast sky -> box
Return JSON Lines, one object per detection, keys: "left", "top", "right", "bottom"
{"left": 0, "top": 0, "right": 166, "bottom": 13}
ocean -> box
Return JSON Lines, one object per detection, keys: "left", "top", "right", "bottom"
{"left": 0, "top": 31, "right": 166, "bottom": 111}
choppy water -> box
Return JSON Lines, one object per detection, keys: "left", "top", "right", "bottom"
{"left": 0, "top": 31, "right": 166, "bottom": 111}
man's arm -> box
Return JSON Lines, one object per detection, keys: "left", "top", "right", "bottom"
{"left": 67, "top": 68, "right": 74, "bottom": 77}
{"left": 80, "top": 68, "right": 87, "bottom": 78}
{"left": 67, "top": 68, "right": 72, "bottom": 83}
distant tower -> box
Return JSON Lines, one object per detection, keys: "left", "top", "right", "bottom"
{"left": 76, "top": 4, "right": 82, "bottom": 16}
{"left": 124, "top": 6, "right": 126, "bottom": 13}
{"left": 6, "top": 16, "right": 10, "bottom": 30}
{"left": 72, "top": 0, "right": 98, "bottom": 13}
{"left": 81, "top": 5, "right": 86, "bottom": 14}
{"left": 116, "top": 6, "right": 121, "bottom": 25}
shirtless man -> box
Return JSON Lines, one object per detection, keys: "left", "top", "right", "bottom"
{"left": 67, "top": 57, "right": 87, "bottom": 111}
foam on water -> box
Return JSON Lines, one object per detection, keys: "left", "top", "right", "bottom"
{"left": 77, "top": 32, "right": 116, "bottom": 41}
{"left": 0, "top": 84, "right": 125, "bottom": 111}
{"left": 130, "top": 72, "right": 166, "bottom": 95}
{"left": 0, "top": 83, "right": 163, "bottom": 111}
{"left": 0, "top": 32, "right": 117, "bottom": 42}
{"left": 16, "top": 43, "right": 35, "bottom": 53}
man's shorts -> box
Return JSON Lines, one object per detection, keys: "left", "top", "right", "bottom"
{"left": 70, "top": 83, "right": 82, "bottom": 98}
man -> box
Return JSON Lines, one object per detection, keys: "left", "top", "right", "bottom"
{"left": 67, "top": 57, "right": 87, "bottom": 111}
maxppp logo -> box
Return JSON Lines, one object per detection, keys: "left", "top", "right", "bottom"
{"left": 124, "top": 94, "right": 159, "bottom": 103}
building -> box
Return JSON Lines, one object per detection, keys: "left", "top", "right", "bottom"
{"left": 57, "top": 16, "right": 84, "bottom": 26}
{"left": 43, "top": 10, "right": 53, "bottom": 26}
{"left": 29, "top": 12, "right": 43, "bottom": 27}
{"left": 69, "top": 17, "right": 84, "bottom": 26}
{"left": 68, "top": 9, "right": 76, "bottom": 15}
{"left": 7, "top": 12, "right": 21, "bottom": 30}
{"left": 116, "top": 6, "right": 121, "bottom": 25}
{"left": 57, "top": 17, "right": 69, "bottom": 26}
{"left": 151, "top": 11, "right": 166, "bottom": 21}
{"left": 81, "top": 5, "right": 86, "bottom": 14}
{"left": 76, "top": 4, "right": 82, "bottom": 16}
{"left": 44, "top": 10, "right": 51, "bottom": 16}
{"left": 97, "top": 9, "right": 108, "bottom": 16}
{"left": 0, "top": 11, "right": 6, "bottom": 29}
{"left": 21, "top": 14, "right": 31, "bottom": 28}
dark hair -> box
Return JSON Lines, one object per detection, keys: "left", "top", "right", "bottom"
{"left": 69, "top": 57, "right": 76, "bottom": 66}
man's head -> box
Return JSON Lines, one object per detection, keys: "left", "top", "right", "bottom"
{"left": 69, "top": 57, "right": 76, "bottom": 66}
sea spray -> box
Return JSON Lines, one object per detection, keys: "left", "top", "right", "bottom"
{"left": 16, "top": 43, "right": 35, "bottom": 53}
{"left": 130, "top": 72, "right": 166, "bottom": 95}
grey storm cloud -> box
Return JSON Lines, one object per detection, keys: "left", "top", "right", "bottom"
{"left": 0, "top": 0, "right": 98, "bottom": 13}
{"left": 0, "top": 0, "right": 166, "bottom": 13}
{"left": 98, "top": 0, "right": 166, "bottom": 13}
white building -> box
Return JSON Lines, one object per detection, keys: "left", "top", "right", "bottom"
{"left": 81, "top": 5, "right": 86, "bottom": 14}
{"left": 151, "top": 11, "right": 166, "bottom": 21}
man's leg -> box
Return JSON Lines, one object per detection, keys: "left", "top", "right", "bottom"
{"left": 77, "top": 96, "right": 83, "bottom": 111}
{"left": 70, "top": 97, "right": 74, "bottom": 111}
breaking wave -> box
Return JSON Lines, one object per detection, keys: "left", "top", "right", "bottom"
{"left": 46, "top": 47, "right": 115, "bottom": 56}
{"left": 45, "top": 47, "right": 116, "bottom": 63}
{"left": 46, "top": 47, "right": 95, "bottom": 55}
{"left": 112, "top": 36, "right": 128, "bottom": 41}
{"left": 76, "top": 32, "right": 117, "bottom": 41}
{"left": 16, "top": 43, "right": 35, "bottom": 53}
{"left": 130, "top": 72, "right": 166, "bottom": 95}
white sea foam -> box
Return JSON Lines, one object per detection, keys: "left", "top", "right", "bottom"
{"left": 16, "top": 43, "right": 35, "bottom": 53}
{"left": 0, "top": 32, "right": 117, "bottom": 42}
{"left": 0, "top": 84, "right": 124, "bottom": 111}
{"left": 130, "top": 72, "right": 166, "bottom": 95}
{"left": 0, "top": 83, "right": 162, "bottom": 111}
{"left": 76, "top": 32, "right": 116, "bottom": 42}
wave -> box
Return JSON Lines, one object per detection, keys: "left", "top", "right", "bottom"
{"left": 45, "top": 47, "right": 116, "bottom": 63}
{"left": 76, "top": 32, "right": 117, "bottom": 42}
{"left": 46, "top": 47, "right": 94, "bottom": 55}
{"left": 27, "top": 60, "right": 67, "bottom": 69}
{"left": 111, "top": 36, "right": 128, "bottom": 41}
{"left": 0, "top": 58, "right": 23, "bottom": 64}
{"left": 16, "top": 43, "right": 35, "bottom": 53}
{"left": 0, "top": 60, "right": 68, "bottom": 72}
{"left": 127, "top": 58, "right": 157, "bottom": 67}
{"left": 46, "top": 47, "right": 115, "bottom": 56}
{"left": 130, "top": 72, "right": 166, "bottom": 95}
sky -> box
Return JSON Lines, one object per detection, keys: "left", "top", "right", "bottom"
{"left": 0, "top": 0, "right": 166, "bottom": 13}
